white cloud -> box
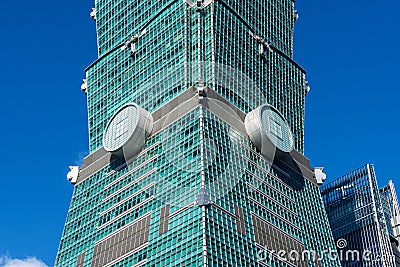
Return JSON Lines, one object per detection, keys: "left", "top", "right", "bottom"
{"left": 0, "top": 257, "right": 48, "bottom": 267}
{"left": 74, "top": 151, "right": 88, "bottom": 166}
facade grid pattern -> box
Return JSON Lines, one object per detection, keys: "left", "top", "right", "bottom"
{"left": 55, "top": 0, "right": 340, "bottom": 266}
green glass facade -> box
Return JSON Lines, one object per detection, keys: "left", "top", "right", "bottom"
{"left": 55, "top": 0, "right": 340, "bottom": 266}
{"left": 85, "top": 0, "right": 305, "bottom": 153}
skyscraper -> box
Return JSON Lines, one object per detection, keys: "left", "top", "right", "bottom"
{"left": 320, "top": 164, "right": 398, "bottom": 267}
{"left": 55, "top": 0, "right": 340, "bottom": 266}
{"left": 380, "top": 180, "right": 400, "bottom": 266}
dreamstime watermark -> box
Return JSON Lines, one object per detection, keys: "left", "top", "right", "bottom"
{"left": 257, "top": 238, "right": 395, "bottom": 264}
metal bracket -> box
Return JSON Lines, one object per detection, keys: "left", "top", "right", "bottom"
{"left": 81, "top": 79, "right": 88, "bottom": 94}
{"left": 305, "top": 81, "right": 311, "bottom": 94}
{"left": 196, "top": 188, "right": 211, "bottom": 206}
{"left": 250, "top": 31, "right": 272, "bottom": 55}
{"left": 90, "top": 8, "right": 97, "bottom": 20}
{"left": 67, "top": 166, "right": 80, "bottom": 184}
{"left": 197, "top": 79, "right": 206, "bottom": 100}
{"left": 314, "top": 167, "right": 326, "bottom": 186}
{"left": 184, "top": 0, "right": 213, "bottom": 9}
{"left": 121, "top": 29, "right": 147, "bottom": 56}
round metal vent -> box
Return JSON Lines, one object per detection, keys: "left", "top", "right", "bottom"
{"left": 260, "top": 105, "right": 294, "bottom": 153}
{"left": 245, "top": 104, "right": 294, "bottom": 162}
{"left": 103, "top": 103, "right": 153, "bottom": 159}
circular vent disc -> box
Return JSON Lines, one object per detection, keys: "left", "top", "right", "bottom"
{"left": 103, "top": 103, "right": 153, "bottom": 159}
{"left": 260, "top": 105, "right": 294, "bottom": 153}
{"left": 245, "top": 104, "right": 294, "bottom": 162}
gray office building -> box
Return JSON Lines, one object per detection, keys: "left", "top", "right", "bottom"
{"left": 320, "top": 164, "right": 399, "bottom": 267}
{"left": 380, "top": 180, "right": 400, "bottom": 266}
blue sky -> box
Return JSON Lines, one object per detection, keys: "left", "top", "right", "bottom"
{"left": 0, "top": 0, "right": 399, "bottom": 266}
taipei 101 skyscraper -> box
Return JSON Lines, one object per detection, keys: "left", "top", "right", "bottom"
{"left": 56, "top": 0, "right": 341, "bottom": 266}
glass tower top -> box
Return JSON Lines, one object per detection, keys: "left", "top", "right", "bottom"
{"left": 85, "top": 0, "right": 306, "bottom": 153}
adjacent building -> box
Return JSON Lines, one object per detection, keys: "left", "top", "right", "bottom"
{"left": 55, "top": 0, "right": 340, "bottom": 266}
{"left": 321, "top": 164, "right": 400, "bottom": 266}
{"left": 380, "top": 180, "right": 400, "bottom": 266}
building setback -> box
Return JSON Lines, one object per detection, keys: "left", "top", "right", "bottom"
{"left": 55, "top": 0, "right": 340, "bottom": 266}
{"left": 321, "top": 164, "right": 399, "bottom": 267}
